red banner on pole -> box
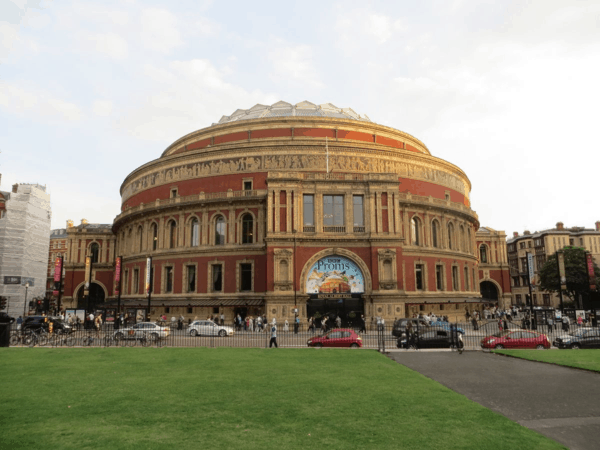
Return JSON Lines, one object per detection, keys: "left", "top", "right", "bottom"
{"left": 52, "top": 257, "right": 62, "bottom": 296}
{"left": 586, "top": 253, "right": 596, "bottom": 290}
{"left": 114, "top": 256, "right": 122, "bottom": 295}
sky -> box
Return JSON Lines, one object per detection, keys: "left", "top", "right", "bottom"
{"left": 1, "top": 0, "right": 600, "bottom": 237}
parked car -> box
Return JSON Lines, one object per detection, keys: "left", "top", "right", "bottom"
{"left": 307, "top": 328, "right": 362, "bottom": 348}
{"left": 554, "top": 328, "right": 600, "bottom": 349}
{"left": 397, "top": 329, "right": 464, "bottom": 349}
{"left": 22, "top": 316, "right": 72, "bottom": 334}
{"left": 392, "top": 318, "right": 429, "bottom": 337}
{"left": 188, "top": 320, "right": 234, "bottom": 337}
{"left": 429, "top": 321, "right": 465, "bottom": 335}
{"left": 114, "top": 322, "right": 170, "bottom": 341}
{"left": 481, "top": 330, "right": 550, "bottom": 350}
{"left": 0, "top": 312, "right": 15, "bottom": 324}
{"left": 552, "top": 327, "right": 595, "bottom": 347}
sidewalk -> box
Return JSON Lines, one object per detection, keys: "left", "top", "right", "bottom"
{"left": 387, "top": 351, "right": 600, "bottom": 450}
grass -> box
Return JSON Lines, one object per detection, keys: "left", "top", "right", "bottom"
{"left": 0, "top": 348, "right": 565, "bottom": 450}
{"left": 494, "top": 349, "right": 600, "bottom": 372}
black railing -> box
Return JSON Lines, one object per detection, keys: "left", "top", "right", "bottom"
{"left": 5, "top": 320, "right": 598, "bottom": 351}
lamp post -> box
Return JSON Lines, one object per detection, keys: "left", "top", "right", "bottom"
{"left": 23, "top": 283, "right": 29, "bottom": 318}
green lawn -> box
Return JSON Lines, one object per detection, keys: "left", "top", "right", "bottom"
{"left": 494, "top": 349, "right": 600, "bottom": 372}
{"left": 0, "top": 348, "right": 564, "bottom": 450}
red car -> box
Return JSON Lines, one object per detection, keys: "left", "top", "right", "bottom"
{"left": 307, "top": 328, "right": 363, "bottom": 348}
{"left": 481, "top": 330, "right": 551, "bottom": 350}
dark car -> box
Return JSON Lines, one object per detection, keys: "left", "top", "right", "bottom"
{"left": 22, "top": 316, "right": 72, "bottom": 334}
{"left": 555, "top": 328, "right": 600, "bottom": 349}
{"left": 397, "top": 329, "right": 464, "bottom": 349}
{"left": 392, "top": 318, "right": 429, "bottom": 338}
{"left": 0, "top": 312, "right": 15, "bottom": 324}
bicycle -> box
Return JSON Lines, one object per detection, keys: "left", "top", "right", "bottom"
{"left": 49, "top": 332, "right": 76, "bottom": 347}
{"left": 26, "top": 328, "right": 49, "bottom": 347}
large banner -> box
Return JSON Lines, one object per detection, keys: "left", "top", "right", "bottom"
{"left": 84, "top": 256, "right": 91, "bottom": 296}
{"left": 305, "top": 255, "right": 365, "bottom": 294}
{"left": 526, "top": 252, "right": 535, "bottom": 288}
{"left": 557, "top": 251, "right": 567, "bottom": 291}
{"left": 52, "top": 256, "right": 63, "bottom": 296}
{"left": 586, "top": 253, "right": 596, "bottom": 291}
{"left": 114, "top": 256, "right": 122, "bottom": 296}
{"left": 145, "top": 257, "right": 153, "bottom": 297}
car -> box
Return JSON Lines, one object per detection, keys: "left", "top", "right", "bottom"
{"left": 554, "top": 328, "right": 600, "bottom": 349}
{"left": 552, "top": 327, "right": 595, "bottom": 347}
{"left": 397, "top": 329, "right": 464, "bottom": 349}
{"left": 307, "top": 328, "right": 362, "bottom": 348}
{"left": 0, "top": 312, "right": 15, "bottom": 324}
{"left": 188, "top": 320, "right": 234, "bottom": 337}
{"left": 392, "top": 318, "right": 429, "bottom": 337}
{"left": 429, "top": 321, "right": 465, "bottom": 335}
{"left": 22, "top": 316, "right": 73, "bottom": 334}
{"left": 481, "top": 330, "right": 550, "bottom": 350}
{"left": 114, "top": 322, "right": 170, "bottom": 341}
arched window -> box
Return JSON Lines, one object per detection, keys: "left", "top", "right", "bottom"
{"left": 190, "top": 218, "right": 199, "bottom": 247}
{"left": 411, "top": 217, "right": 421, "bottom": 246}
{"left": 90, "top": 243, "right": 99, "bottom": 263}
{"left": 432, "top": 220, "right": 440, "bottom": 248}
{"left": 447, "top": 222, "right": 455, "bottom": 250}
{"left": 215, "top": 216, "right": 226, "bottom": 245}
{"left": 168, "top": 220, "right": 177, "bottom": 249}
{"left": 479, "top": 244, "right": 488, "bottom": 263}
{"left": 242, "top": 214, "right": 253, "bottom": 244}
{"left": 460, "top": 225, "right": 466, "bottom": 252}
{"left": 138, "top": 226, "right": 144, "bottom": 252}
{"left": 151, "top": 223, "right": 158, "bottom": 251}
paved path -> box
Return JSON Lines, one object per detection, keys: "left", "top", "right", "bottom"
{"left": 386, "top": 351, "right": 600, "bottom": 450}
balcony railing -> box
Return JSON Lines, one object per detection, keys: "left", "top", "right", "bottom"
{"left": 323, "top": 226, "right": 346, "bottom": 233}
{"left": 303, "top": 226, "right": 316, "bottom": 233}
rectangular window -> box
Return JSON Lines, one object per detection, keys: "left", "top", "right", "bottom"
{"left": 170, "top": 188, "right": 177, "bottom": 198}
{"left": 303, "top": 194, "right": 314, "bottom": 230}
{"left": 436, "top": 265, "right": 443, "bottom": 291}
{"left": 415, "top": 264, "right": 424, "bottom": 290}
{"left": 464, "top": 267, "right": 469, "bottom": 291}
{"left": 165, "top": 267, "right": 173, "bottom": 293}
{"left": 240, "top": 263, "right": 252, "bottom": 291}
{"left": 353, "top": 195, "right": 364, "bottom": 232}
{"left": 124, "top": 269, "right": 129, "bottom": 295}
{"left": 243, "top": 181, "right": 252, "bottom": 191}
{"left": 323, "top": 195, "right": 344, "bottom": 227}
{"left": 187, "top": 265, "right": 196, "bottom": 293}
{"left": 212, "top": 264, "right": 223, "bottom": 292}
{"left": 187, "top": 307, "right": 193, "bottom": 314}
{"left": 133, "top": 269, "right": 139, "bottom": 295}
{"left": 452, "top": 266, "right": 459, "bottom": 291}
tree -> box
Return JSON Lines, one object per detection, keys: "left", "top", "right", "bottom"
{"left": 538, "top": 247, "right": 600, "bottom": 303}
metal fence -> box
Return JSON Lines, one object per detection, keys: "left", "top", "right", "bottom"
{"left": 4, "top": 319, "right": 597, "bottom": 351}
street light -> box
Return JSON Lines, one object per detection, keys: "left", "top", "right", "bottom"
{"left": 23, "top": 282, "right": 29, "bottom": 318}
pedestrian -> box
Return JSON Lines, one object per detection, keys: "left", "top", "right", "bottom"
{"left": 360, "top": 314, "right": 366, "bottom": 333}
{"left": 471, "top": 315, "right": 478, "bottom": 331}
{"left": 321, "top": 317, "right": 328, "bottom": 334}
{"left": 220, "top": 312, "right": 225, "bottom": 325}
{"left": 269, "top": 324, "right": 278, "bottom": 348}
{"left": 336, "top": 315, "right": 342, "bottom": 328}
{"left": 498, "top": 317, "right": 503, "bottom": 332}
{"left": 17, "top": 316, "right": 23, "bottom": 330}
{"left": 256, "top": 315, "right": 262, "bottom": 332}
{"left": 577, "top": 315, "right": 583, "bottom": 327}
{"left": 294, "top": 315, "right": 300, "bottom": 334}
{"left": 284, "top": 319, "right": 289, "bottom": 332}
{"left": 547, "top": 317, "right": 553, "bottom": 334}
{"left": 307, "top": 317, "right": 314, "bottom": 333}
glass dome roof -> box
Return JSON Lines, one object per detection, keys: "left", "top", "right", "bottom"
{"left": 212, "top": 101, "right": 371, "bottom": 126}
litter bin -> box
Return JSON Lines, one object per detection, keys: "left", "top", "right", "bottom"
{"left": 0, "top": 324, "right": 9, "bottom": 347}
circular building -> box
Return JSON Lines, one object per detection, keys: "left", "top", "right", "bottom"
{"left": 112, "top": 101, "right": 481, "bottom": 325}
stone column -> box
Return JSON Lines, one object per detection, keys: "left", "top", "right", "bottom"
{"left": 274, "top": 189, "right": 281, "bottom": 233}
{"left": 376, "top": 192, "right": 382, "bottom": 235}
{"left": 286, "top": 190, "right": 292, "bottom": 233}
{"left": 267, "top": 190, "right": 273, "bottom": 234}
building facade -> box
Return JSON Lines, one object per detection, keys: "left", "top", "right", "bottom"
{"left": 476, "top": 227, "right": 511, "bottom": 309}
{"left": 507, "top": 222, "right": 600, "bottom": 308}
{"left": 0, "top": 183, "right": 51, "bottom": 318}
{"left": 74, "top": 100, "right": 488, "bottom": 324}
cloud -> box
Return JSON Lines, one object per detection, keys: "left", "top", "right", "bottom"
{"left": 267, "top": 40, "right": 324, "bottom": 88}
{"left": 0, "top": 81, "right": 82, "bottom": 122}
{"left": 92, "top": 100, "right": 113, "bottom": 117}
{"left": 116, "top": 59, "right": 279, "bottom": 142}
{"left": 140, "top": 7, "right": 183, "bottom": 53}
{"left": 80, "top": 32, "right": 128, "bottom": 59}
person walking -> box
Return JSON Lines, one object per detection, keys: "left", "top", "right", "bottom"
{"left": 284, "top": 319, "right": 289, "bottom": 332}
{"left": 360, "top": 315, "right": 366, "bottom": 333}
{"left": 269, "top": 323, "right": 278, "bottom": 348}
{"left": 321, "top": 317, "right": 328, "bottom": 334}
{"left": 294, "top": 315, "right": 300, "bottom": 334}
{"left": 307, "top": 317, "right": 314, "bottom": 333}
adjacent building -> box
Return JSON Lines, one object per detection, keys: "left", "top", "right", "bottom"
{"left": 507, "top": 222, "right": 600, "bottom": 308}
{"left": 0, "top": 183, "right": 51, "bottom": 318}
{"left": 476, "top": 227, "right": 511, "bottom": 308}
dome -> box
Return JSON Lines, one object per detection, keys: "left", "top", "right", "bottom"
{"left": 212, "top": 101, "right": 371, "bottom": 126}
